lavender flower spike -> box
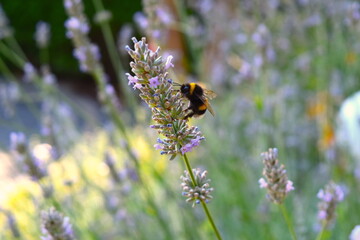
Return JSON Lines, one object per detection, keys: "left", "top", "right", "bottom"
{"left": 41, "top": 207, "right": 75, "bottom": 240}
{"left": 259, "top": 148, "right": 294, "bottom": 204}
{"left": 126, "top": 37, "right": 204, "bottom": 157}
{"left": 10, "top": 132, "right": 47, "bottom": 181}
{"left": 181, "top": 168, "right": 214, "bottom": 207}
{"left": 317, "top": 181, "right": 345, "bottom": 227}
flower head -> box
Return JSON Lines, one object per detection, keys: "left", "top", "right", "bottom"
{"left": 149, "top": 76, "right": 160, "bottom": 88}
{"left": 350, "top": 225, "right": 360, "bottom": 240}
{"left": 41, "top": 207, "right": 75, "bottom": 240}
{"left": 181, "top": 168, "right": 214, "bottom": 207}
{"left": 317, "top": 181, "right": 345, "bottom": 227}
{"left": 10, "top": 132, "right": 47, "bottom": 181}
{"left": 35, "top": 21, "right": 50, "bottom": 48}
{"left": 126, "top": 73, "right": 138, "bottom": 85}
{"left": 64, "top": 0, "right": 101, "bottom": 73}
{"left": 259, "top": 148, "right": 294, "bottom": 204}
{"left": 164, "top": 55, "right": 174, "bottom": 70}
{"left": 126, "top": 37, "right": 204, "bottom": 157}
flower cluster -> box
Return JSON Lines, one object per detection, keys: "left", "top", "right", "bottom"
{"left": 10, "top": 132, "right": 47, "bottom": 181}
{"left": 180, "top": 168, "right": 214, "bottom": 207}
{"left": 0, "top": 209, "right": 21, "bottom": 238}
{"left": 259, "top": 148, "right": 294, "bottom": 204}
{"left": 35, "top": 21, "right": 50, "bottom": 49}
{"left": 41, "top": 207, "right": 75, "bottom": 240}
{"left": 64, "top": 0, "right": 101, "bottom": 73}
{"left": 134, "top": 0, "right": 174, "bottom": 42}
{"left": 317, "top": 181, "right": 345, "bottom": 226}
{"left": 126, "top": 37, "right": 204, "bottom": 157}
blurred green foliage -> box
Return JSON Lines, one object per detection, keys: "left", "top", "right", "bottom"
{"left": 1, "top": 0, "right": 141, "bottom": 74}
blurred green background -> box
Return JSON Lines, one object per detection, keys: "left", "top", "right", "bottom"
{"left": 0, "top": 0, "right": 360, "bottom": 240}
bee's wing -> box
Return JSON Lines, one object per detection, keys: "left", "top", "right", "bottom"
{"left": 203, "top": 89, "right": 217, "bottom": 100}
{"left": 199, "top": 95, "right": 215, "bottom": 117}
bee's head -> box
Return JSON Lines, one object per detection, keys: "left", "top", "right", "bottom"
{"left": 180, "top": 84, "right": 190, "bottom": 94}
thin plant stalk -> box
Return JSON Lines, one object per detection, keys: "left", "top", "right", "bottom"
{"left": 91, "top": 67, "right": 173, "bottom": 239}
{"left": 279, "top": 204, "right": 297, "bottom": 240}
{"left": 315, "top": 222, "right": 327, "bottom": 240}
{"left": 0, "top": 41, "right": 99, "bottom": 126}
{"left": 91, "top": 0, "right": 137, "bottom": 114}
{"left": 182, "top": 153, "right": 223, "bottom": 240}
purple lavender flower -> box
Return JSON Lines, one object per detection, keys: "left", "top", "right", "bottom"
{"left": 164, "top": 55, "right": 174, "bottom": 70}
{"left": 23, "top": 62, "right": 36, "bottom": 82}
{"left": 148, "top": 76, "right": 160, "bottom": 88}
{"left": 126, "top": 37, "right": 204, "bottom": 157}
{"left": 10, "top": 132, "right": 47, "bottom": 181}
{"left": 181, "top": 168, "right": 214, "bottom": 207}
{"left": 35, "top": 21, "right": 50, "bottom": 48}
{"left": 64, "top": 17, "right": 89, "bottom": 38}
{"left": 317, "top": 181, "right": 345, "bottom": 227}
{"left": 259, "top": 148, "right": 294, "bottom": 204}
{"left": 126, "top": 72, "right": 141, "bottom": 89}
{"left": 41, "top": 207, "right": 75, "bottom": 240}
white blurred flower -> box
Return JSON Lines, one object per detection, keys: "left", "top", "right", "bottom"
{"left": 350, "top": 225, "right": 360, "bottom": 240}
{"left": 336, "top": 91, "right": 360, "bottom": 160}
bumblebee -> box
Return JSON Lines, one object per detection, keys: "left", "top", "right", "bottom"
{"left": 175, "top": 82, "right": 216, "bottom": 119}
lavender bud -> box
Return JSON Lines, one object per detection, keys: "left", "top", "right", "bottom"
{"left": 259, "top": 148, "right": 294, "bottom": 204}
{"left": 41, "top": 207, "right": 75, "bottom": 240}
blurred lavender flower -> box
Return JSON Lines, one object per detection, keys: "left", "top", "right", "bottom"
{"left": 126, "top": 37, "right": 204, "bottom": 157}
{"left": 73, "top": 44, "right": 101, "bottom": 72}
{"left": 350, "top": 225, "right": 360, "bottom": 240}
{"left": 23, "top": 62, "right": 37, "bottom": 82}
{"left": 0, "top": 81, "right": 20, "bottom": 117}
{"left": 41, "top": 65, "right": 57, "bottom": 86}
{"left": 104, "top": 152, "right": 121, "bottom": 183}
{"left": 138, "top": 0, "right": 174, "bottom": 42}
{"left": 259, "top": 148, "right": 294, "bottom": 204}
{"left": 64, "top": 0, "right": 101, "bottom": 73}
{"left": 317, "top": 181, "right": 345, "bottom": 227}
{"left": 345, "top": 2, "right": 360, "bottom": 26}
{"left": 35, "top": 21, "right": 50, "bottom": 48}
{"left": 180, "top": 168, "right": 214, "bottom": 207}
{"left": 0, "top": 209, "right": 21, "bottom": 238}
{"left": 0, "top": 4, "right": 13, "bottom": 39}
{"left": 10, "top": 132, "right": 47, "bottom": 181}
{"left": 41, "top": 207, "right": 75, "bottom": 240}
{"left": 133, "top": 12, "right": 148, "bottom": 30}
{"left": 117, "top": 24, "right": 133, "bottom": 56}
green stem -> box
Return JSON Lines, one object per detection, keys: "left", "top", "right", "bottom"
{"left": 315, "top": 222, "right": 327, "bottom": 240}
{"left": 0, "top": 41, "right": 25, "bottom": 68}
{"left": 182, "top": 153, "right": 223, "bottom": 240}
{"left": 91, "top": 67, "right": 173, "bottom": 238}
{"left": 5, "top": 36, "right": 28, "bottom": 61}
{"left": 91, "top": 0, "right": 137, "bottom": 115}
{"left": 279, "top": 204, "right": 297, "bottom": 240}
